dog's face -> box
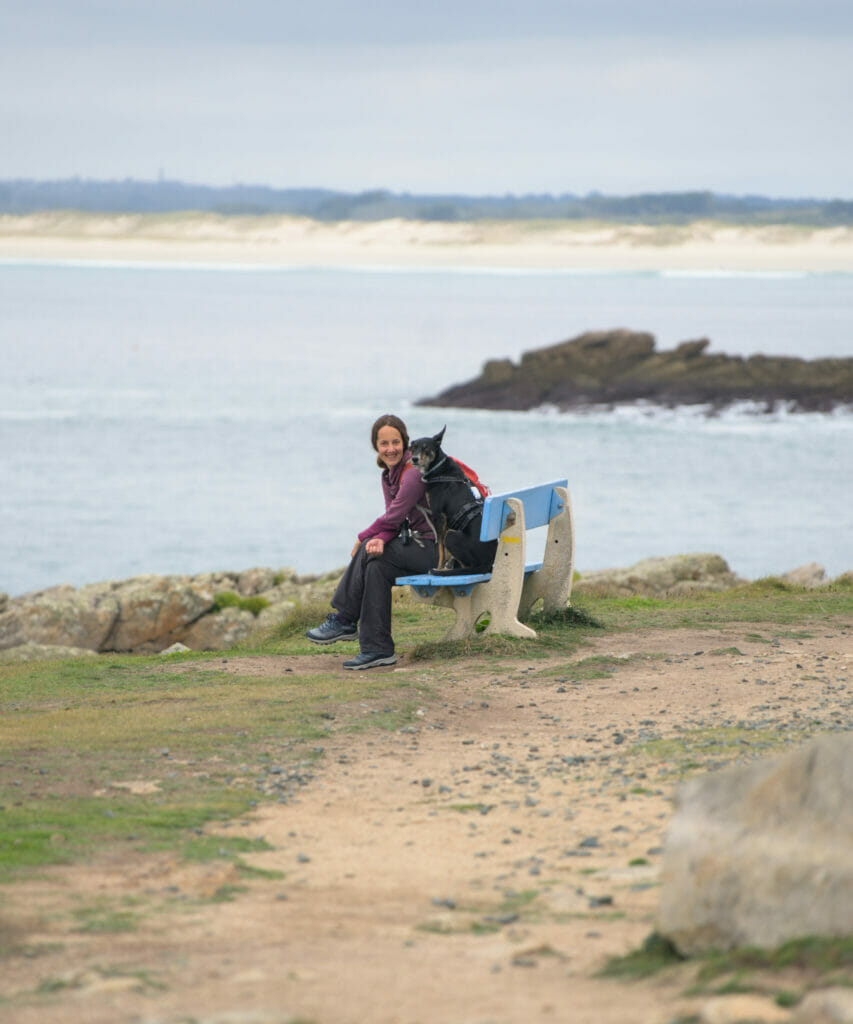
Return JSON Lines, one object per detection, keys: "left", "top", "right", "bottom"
{"left": 409, "top": 426, "right": 446, "bottom": 475}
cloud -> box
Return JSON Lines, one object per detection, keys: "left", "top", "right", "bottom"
{"left": 1, "top": 4, "right": 852, "bottom": 195}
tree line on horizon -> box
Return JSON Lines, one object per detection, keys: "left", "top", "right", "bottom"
{"left": 1, "top": 178, "right": 852, "bottom": 225}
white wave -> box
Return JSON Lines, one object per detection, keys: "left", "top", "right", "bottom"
{"left": 660, "top": 268, "right": 812, "bottom": 280}
{"left": 0, "top": 257, "right": 653, "bottom": 279}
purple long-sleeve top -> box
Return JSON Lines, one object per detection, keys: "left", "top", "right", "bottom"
{"left": 357, "top": 454, "right": 435, "bottom": 544}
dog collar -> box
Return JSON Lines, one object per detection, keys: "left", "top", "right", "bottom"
{"left": 424, "top": 455, "right": 448, "bottom": 476}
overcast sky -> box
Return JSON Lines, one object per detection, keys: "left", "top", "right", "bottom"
{"left": 2, "top": 1, "right": 852, "bottom": 197}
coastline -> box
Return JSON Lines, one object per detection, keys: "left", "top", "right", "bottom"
{"left": 2, "top": 212, "right": 853, "bottom": 272}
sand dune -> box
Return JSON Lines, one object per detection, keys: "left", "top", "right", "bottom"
{"left": 2, "top": 211, "right": 852, "bottom": 271}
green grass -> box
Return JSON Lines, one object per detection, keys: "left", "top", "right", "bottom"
{"left": 601, "top": 932, "right": 853, "bottom": 1006}
{"left": 598, "top": 932, "right": 685, "bottom": 978}
{"left": 695, "top": 935, "right": 853, "bottom": 984}
{"left": 0, "top": 793, "right": 254, "bottom": 881}
{"left": 633, "top": 724, "right": 812, "bottom": 778}
{"left": 580, "top": 577, "right": 853, "bottom": 634}
{"left": 1, "top": 580, "right": 850, "bottom": 890}
{"left": 212, "top": 591, "right": 270, "bottom": 616}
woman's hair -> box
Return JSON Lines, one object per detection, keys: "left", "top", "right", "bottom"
{"left": 371, "top": 413, "right": 409, "bottom": 468}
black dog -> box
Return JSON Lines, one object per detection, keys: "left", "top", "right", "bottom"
{"left": 409, "top": 426, "right": 497, "bottom": 574}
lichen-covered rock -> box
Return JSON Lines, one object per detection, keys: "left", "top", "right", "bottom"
{"left": 781, "top": 562, "right": 827, "bottom": 588}
{"left": 0, "top": 642, "right": 99, "bottom": 664}
{"left": 0, "top": 587, "right": 120, "bottom": 651}
{"left": 255, "top": 600, "right": 296, "bottom": 632}
{"left": 96, "top": 575, "right": 215, "bottom": 652}
{"left": 237, "top": 567, "right": 277, "bottom": 596}
{"left": 180, "top": 606, "right": 256, "bottom": 651}
{"left": 658, "top": 733, "right": 853, "bottom": 955}
{"left": 573, "top": 553, "right": 743, "bottom": 597}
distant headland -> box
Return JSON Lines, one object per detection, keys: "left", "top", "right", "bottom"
{"left": 417, "top": 330, "right": 853, "bottom": 413}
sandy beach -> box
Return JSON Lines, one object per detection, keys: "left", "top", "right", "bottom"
{"left": 2, "top": 212, "right": 853, "bottom": 272}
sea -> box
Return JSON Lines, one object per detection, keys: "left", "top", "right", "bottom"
{"left": 1, "top": 259, "right": 852, "bottom": 598}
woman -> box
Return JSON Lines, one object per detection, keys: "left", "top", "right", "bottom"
{"left": 306, "top": 414, "right": 437, "bottom": 669}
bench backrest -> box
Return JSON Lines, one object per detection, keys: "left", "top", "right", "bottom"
{"left": 479, "top": 479, "right": 569, "bottom": 542}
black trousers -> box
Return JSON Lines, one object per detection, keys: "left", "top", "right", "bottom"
{"left": 331, "top": 537, "right": 437, "bottom": 655}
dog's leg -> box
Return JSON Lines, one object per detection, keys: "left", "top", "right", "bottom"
{"left": 435, "top": 512, "right": 449, "bottom": 570}
{"left": 446, "top": 531, "right": 497, "bottom": 574}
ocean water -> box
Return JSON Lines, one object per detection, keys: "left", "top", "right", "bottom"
{"left": 1, "top": 261, "right": 852, "bottom": 598}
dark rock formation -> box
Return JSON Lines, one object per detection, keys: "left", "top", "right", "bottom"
{"left": 417, "top": 329, "right": 853, "bottom": 411}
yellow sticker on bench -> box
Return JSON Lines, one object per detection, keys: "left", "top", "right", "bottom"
{"left": 501, "top": 536, "right": 521, "bottom": 543}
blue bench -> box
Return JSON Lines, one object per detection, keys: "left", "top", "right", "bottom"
{"left": 396, "top": 479, "right": 574, "bottom": 639}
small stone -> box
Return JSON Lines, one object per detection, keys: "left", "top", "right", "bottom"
{"left": 588, "top": 895, "right": 613, "bottom": 908}
{"left": 159, "top": 642, "right": 191, "bottom": 655}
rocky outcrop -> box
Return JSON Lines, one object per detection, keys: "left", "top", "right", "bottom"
{"left": 657, "top": 733, "right": 853, "bottom": 955}
{"left": 572, "top": 553, "right": 745, "bottom": 597}
{"left": 1, "top": 556, "right": 847, "bottom": 660}
{"left": 0, "top": 567, "right": 341, "bottom": 659}
{"left": 418, "top": 329, "right": 853, "bottom": 411}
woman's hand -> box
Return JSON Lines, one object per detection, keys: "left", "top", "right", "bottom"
{"left": 364, "top": 538, "right": 385, "bottom": 557}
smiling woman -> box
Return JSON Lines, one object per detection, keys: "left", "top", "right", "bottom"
{"left": 304, "top": 413, "right": 439, "bottom": 669}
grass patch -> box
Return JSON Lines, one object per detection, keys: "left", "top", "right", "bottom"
{"left": 72, "top": 902, "right": 141, "bottom": 934}
{"left": 0, "top": 654, "right": 433, "bottom": 882}
{"left": 213, "top": 591, "right": 270, "bottom": 616}
{"left": 0, "top": 793, "right": 255, "bottom": 882}
{"left": 180, "top": 834, "right": 273, "bottom": 862}
{"left": 602, "top": 931, "right": 853, "bottom": 1008}
{"left": 635, "top": 724, "right": 809, "bottom": 774}
{"left": 447, "top": 803, "right": 494, "bottom": 814}
{"left": 580, "top": 579, "right": 853, "bottom": 633}
{"left": 599, "top": 932, "right": 685, "bottom": 978}
{"left": 695, "top": 935, "right": 853, "bottom": 985}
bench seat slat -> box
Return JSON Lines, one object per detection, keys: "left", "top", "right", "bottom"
{"left": 395, "top": 561, "right": 543, "bottom": 592}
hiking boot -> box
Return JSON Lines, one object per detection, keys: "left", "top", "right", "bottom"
{"left": 305, "top": 613, "right": 357, "bottom": 645}
{"left": 343, "top": 651, "right": 398, "bottom": 670}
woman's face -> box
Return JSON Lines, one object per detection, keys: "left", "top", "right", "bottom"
{"left": 376, "top": 425, "right": 404, "bottom": 469}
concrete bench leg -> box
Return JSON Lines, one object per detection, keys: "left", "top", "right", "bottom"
{"left": 519, "top": 486, "right": 574, "bottom": 618}
{"left": 477, "top": 496, "right": 537, "bottom": 639}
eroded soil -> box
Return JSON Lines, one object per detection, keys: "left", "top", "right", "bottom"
{"left": 2, "top": 622, "right": 852, "bottom": 1024}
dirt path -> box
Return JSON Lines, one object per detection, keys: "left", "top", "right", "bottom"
{"left": 3, "top": 622, "right": 852, "bottom": 1024}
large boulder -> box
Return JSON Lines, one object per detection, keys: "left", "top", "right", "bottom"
{"left": 181, "top": 606, "right": 257, "bottom": 651}
{"left": 573, "top": 553, "right": 743, "bottom": 597}
{"left": 0, "top": 585, "right": 120, "bottom": 651}
{"left": 658, "top": 733, "right": 853, "bottom": 955}
{"left": 96, "top": 575, "right": 215, "bottom": 652}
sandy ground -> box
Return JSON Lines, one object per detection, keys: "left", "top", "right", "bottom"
{"left": 2, "top": 619, "right": 852, "bottom": 1024}
{"left": 2, "top": 212, "right": 853, "bottom": 272}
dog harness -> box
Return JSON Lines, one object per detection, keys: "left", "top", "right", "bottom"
{"left": 420, "top": 456, "right": 485, "bottom": 533}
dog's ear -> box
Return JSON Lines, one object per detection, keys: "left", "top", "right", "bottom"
{"left": 433, "top": 425, "right": 446, "bottom": 446}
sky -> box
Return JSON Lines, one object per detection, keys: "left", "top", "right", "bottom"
{"left": 2, "top": 1, "right": 852, "bottom": 198}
